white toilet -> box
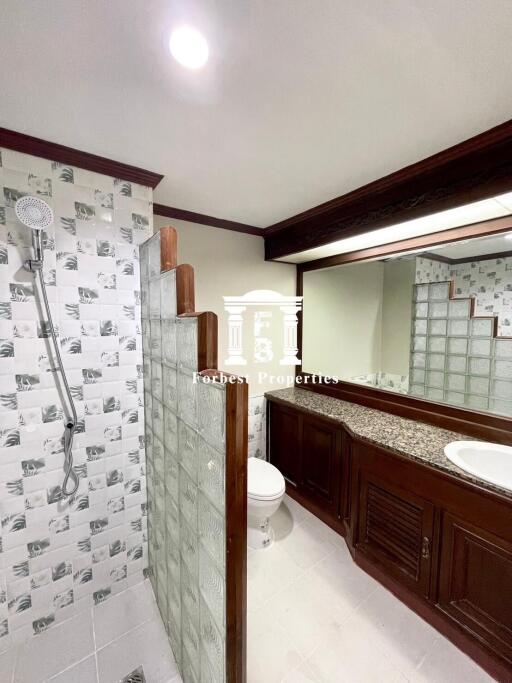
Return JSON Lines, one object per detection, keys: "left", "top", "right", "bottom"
{"left": 247, "top": 457, "right": 286, "bottom": 549}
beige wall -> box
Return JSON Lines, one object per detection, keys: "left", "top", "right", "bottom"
{"left": 302, "top": 261, "right": 384, "bottom": 379}
{"left": 381, "top": 260, "right": 415, "bottom": 376}
{"left": 302, "top": 259, "right": 415, "bottom": 380}
{"left": 153, "top": 215, "right": 296, "bottom": 394}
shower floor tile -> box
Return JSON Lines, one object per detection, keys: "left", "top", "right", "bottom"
{"left": 248, "top": 494, "right": 493, "bottom": 683}
{"left": 2, "top": 580, "right": 181, "bottom": 683}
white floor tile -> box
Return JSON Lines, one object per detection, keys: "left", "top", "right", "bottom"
{"left": 272, "top": 496, "right": 316, "bottom": 539}
{"left": 266, "top": 570, "right": 356, "bottom": 659}
{"left": 48, "top": 655, "right": 98, "bottom": 683}
{"left": 96, "top": 618, "right": 179, "bottom": 683}
{"left": 305, "top": 626, "right": 407, "bottom": 683}
{"left": 248, "top": 496, "right": 490, "bottom": 683}
{"left": 281, "top": 660, "right": 319, "bottom": 682}
{"left": 247, "top": 542, "right": 303, "bottom": 612}
{"left": 282, "top": 495, "right": 317, "bottom": 527}
{"left": 351, "top": 583, "right": 440, "bottom": 677}
{"left": 413, "top": 634, "right": 494, "bottom": 682}
{"left": 247, "top": 621, "right": 303, "bottom": 683}
{"left": 310, "top": 547, "right": 380, "bottom": 610}
{"left": 276, "top": 517, "right": 338, "bottom": 570}
{"left": 93, "top": 579, "right": 160, "bottom": 648}
{"left": 14, "top": 610, "right": 95, "bottom": 683}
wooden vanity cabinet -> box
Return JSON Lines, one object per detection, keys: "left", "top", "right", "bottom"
{"left": 355, "top": 464, "right": 435, "bottom": 599}
{"left": 266, "top": 396, "right": 512, "bottom": 679}
{"left": 267, "top": 401, "right": 346, "bottom": 533}
{"left": 301, "top": 414, "right": 341, "bottom": 517}
{"left": 267, "top": 401, "right": 301, "bottom": 487}
{"left": 437, "top": 514, "right": 512, "bottom": 663}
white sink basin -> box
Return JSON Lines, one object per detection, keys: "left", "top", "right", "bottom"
{"left": 444, "top": 441, "right": 512, "bottom": 492}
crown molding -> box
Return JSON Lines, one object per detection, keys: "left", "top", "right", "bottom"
{"left": 0, "top": 127, "right": 164, "bottom": 188}
{"left": 153, "top": 202, "right": 264, "bottom": 236}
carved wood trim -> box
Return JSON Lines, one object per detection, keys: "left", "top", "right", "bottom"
{"left": 265, "top": 118, "right": 512, "bottom": 259}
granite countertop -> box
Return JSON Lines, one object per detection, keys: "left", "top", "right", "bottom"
{"left": 265, "top": 387, "right": 512, "bottom": 501}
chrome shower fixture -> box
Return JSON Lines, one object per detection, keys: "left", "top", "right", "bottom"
{"left": 15, "top": 196, "right": 80, "bottom": 498}
{"left": 16, "top": 196, "right": 53, "bottom": 272}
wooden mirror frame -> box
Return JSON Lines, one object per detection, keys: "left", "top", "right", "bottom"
{"left": 295, "top": 215, "right": 512, "bottom": 445}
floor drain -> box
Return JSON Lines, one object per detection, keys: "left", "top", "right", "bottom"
{"left": 120, "top": 666, "right": 146, "bottom": 683}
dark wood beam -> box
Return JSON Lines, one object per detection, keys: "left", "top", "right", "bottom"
{"left": 0, "top": 127, "right": 163, "bottom": 188}
{"left": 264, "top": 118, "right": 512, "bottom": 260}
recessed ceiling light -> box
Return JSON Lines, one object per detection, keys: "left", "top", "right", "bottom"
{"left": 169, "top": 26, "right": 209, "bottom": 69}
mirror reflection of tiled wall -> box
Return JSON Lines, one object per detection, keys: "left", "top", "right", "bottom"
{"left": 409, "top": 277, "right": 512, "bottom": 416}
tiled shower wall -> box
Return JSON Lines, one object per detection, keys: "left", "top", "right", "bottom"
{"left": 348, "top": 372, "right": 409, "bottom": 394}
{"left": 416, "top": 256, "right": 512, "bottom": 337}
{"left": 410, "top": 280, "right": 512, "bottom": 415}
{"left": 248, "top": 395, "right": 266, "bottom": 459}
{"left": 0, "top": 147, "right": 152, "bottom": 645}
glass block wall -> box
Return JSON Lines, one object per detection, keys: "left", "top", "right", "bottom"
{"left": 140, "top": 229, "right": 245, "bottom": 682}
{"left": 409, "top": 281, "right": 512, "bottom": 416}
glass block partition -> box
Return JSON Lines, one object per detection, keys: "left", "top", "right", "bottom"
{"left": 140, "top": 228, "right": 247, "bottom": 682}
{"left": 409, "top": 281, "right": 512, "bottom": 416}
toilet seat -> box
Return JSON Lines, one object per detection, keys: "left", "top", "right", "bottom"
{"left": 248, "top": 458, "right": 285, "bottom": 501}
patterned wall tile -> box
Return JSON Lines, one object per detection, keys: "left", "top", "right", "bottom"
{"left": 0, "top": 146, "right": 152, "bottom": 645}
{"left": 416, "top": 255, "right": 512, "bottom": 337}
{"left": 411, "top": 256, "right": 512, "bottom": 416}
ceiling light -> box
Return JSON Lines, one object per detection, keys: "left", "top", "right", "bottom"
{"left": 169, "top": 26, "right": 209, "bottom": 69}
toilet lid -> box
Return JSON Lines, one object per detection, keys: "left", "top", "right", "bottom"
{"left": 248, "top": 458, "right": 285, "bottom": 500}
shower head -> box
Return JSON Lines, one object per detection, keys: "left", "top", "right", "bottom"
{"left": 15, "top": 196, "right": 54, "bottom": 231}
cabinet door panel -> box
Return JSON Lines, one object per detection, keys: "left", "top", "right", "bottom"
{"left": 438, "top": 514, "right": 512, "bottom": 663}
{"left": 301, "top": 416, "right": 340, "bottom": 514}
{"left": 357, "top": 471, "right": 435, "bottom": 597}
{"left": 268, "top": 403, "right": 301, "bottom": 486}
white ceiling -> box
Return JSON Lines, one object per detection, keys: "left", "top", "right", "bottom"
{"left": 1, "top": 0, "right": 512, "bottom": 228}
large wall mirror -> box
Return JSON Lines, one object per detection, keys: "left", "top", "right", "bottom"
{"left": 301, "top": 232, "right": 512, "bottom": 418}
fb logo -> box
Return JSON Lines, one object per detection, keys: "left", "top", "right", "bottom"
{"left": 223, "top": 290, "right": 302, "bottom": 367}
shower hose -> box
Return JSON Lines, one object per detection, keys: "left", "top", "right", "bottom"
{"left": 36, "top": 268, "right": 80, "bottom": 498}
